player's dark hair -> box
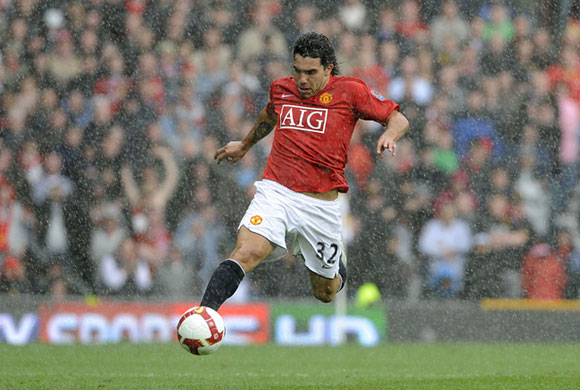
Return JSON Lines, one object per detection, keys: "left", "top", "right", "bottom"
{"left": 293, "top": 32, "right": 340, "bottom": 75}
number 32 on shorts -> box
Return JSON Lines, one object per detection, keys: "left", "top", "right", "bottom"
{"left": 316, "top": 242, "right": 339, "bottom": 267}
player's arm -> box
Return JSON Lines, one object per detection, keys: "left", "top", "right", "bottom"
{"left": 376, "top": 110, "right": 409, "bottom": 158}
{"left": 214, "top": 107, "right": 278, "bottom": 164}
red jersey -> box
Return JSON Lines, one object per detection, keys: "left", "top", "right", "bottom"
{"left": 263, "top": 75, "right": 399, "bottom": 193}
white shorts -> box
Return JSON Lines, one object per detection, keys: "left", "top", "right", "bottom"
{"left": 239, "top": 180, "right": 343, "bottom": 279}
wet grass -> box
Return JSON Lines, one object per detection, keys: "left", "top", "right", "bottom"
{"left": 1, "top": 343, "right": 579, "bottom": 389}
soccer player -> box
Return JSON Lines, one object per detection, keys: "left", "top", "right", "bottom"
{"left": 201, "top": 32, "right": 409, "bottom": 311}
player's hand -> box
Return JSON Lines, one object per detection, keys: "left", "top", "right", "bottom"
{"left": 376, "top": 134, "right": 397, "bottom": 158}
{"left": 214, "top": 141, "right": 249, "bottom": 164}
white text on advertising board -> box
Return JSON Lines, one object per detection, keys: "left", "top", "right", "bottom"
{"left": 275, "top": 314, "right": 380, "bottom": 346}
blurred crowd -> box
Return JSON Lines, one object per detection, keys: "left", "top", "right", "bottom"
{"left": 1, "top": 0, "right": 580, "bottom": 302}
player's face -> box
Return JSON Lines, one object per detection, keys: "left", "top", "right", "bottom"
{"left": 293, "top": 54, "right": 333, "bottom": 99}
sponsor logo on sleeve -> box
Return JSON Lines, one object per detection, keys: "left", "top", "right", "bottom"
{"left": 279, "top": 105, "right": 328, "bottom": 134}
{"left": 371, "top": 89, "right": 385, "bottom": 101}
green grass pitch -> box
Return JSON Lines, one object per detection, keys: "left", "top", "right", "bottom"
{"left": 1, "top": 343, "right": 579, "bottom": 389}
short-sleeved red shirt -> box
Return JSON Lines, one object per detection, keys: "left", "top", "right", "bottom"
{"left": 263, "top": 75, "right": 399, "bottom": 193}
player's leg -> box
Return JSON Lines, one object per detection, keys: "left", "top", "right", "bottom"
{"left": 229, "top": 226, "right": 276, "bottom": 273}
{"left": 201, "top": 180, "right": 289, "bottom": 310}
{"left": 201, "top": 226, "right": 275, "bottom": 310}
{"left": 291, "top": 192, "right": 346, "bottom": 303}
{"left": 307, "top": 256, "right": 347, "bottom": 303}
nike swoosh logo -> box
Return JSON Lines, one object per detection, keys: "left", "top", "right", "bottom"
{"left": 281, "top": 94, "right": 292, "bottom": 98}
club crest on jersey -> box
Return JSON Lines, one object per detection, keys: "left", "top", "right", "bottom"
{"left": 371, "top": 89, "right": 385, "bottom": 101}
{"left": 250, "top": 215, "right": 263, "bottom": 225}
{"left": 279, "top": 104, "right": 328, "bottom": 134}
{"left": 319, "top": 92, "right": 333, "bottom": 104}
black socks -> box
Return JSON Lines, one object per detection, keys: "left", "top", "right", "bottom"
{"left": 200, "top": 259, "right": 245, "bottom": 311}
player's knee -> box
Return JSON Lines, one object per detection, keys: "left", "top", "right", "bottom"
{"left": 313, "top": 287, "right": 336, "bottom": 303}
{"left": 231, "top": 243, "right": 267, "bottom": 271}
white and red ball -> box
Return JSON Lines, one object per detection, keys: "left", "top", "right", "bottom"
{"left": 176, "top": 306, "right": 225, "bottom": 355}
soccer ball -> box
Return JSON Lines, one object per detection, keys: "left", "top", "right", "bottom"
{"left": 176, "top": 306, "right": 225, "bottom": 355}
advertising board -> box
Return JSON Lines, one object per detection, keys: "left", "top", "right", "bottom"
{"left": 270, "top": 303, "right": 386, "bottom": 346}
{"left": 37, "top": 301, "right": 270, "bottom": 345}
